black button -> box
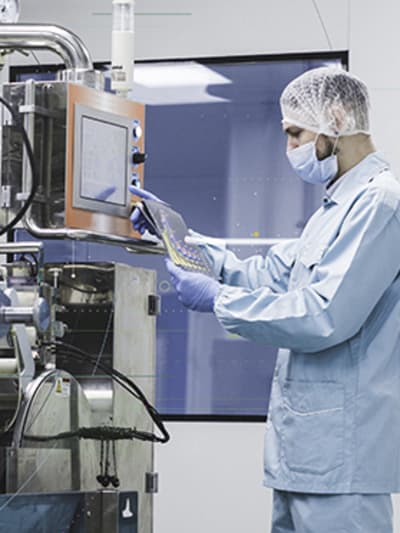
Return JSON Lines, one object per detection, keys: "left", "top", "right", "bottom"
{"left": 132, "top": 152, "right": 148, "bottom": 165}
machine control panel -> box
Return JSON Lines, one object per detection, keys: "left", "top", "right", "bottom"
{"left": 66, "top": 83, "right": 146, "bottom": 239}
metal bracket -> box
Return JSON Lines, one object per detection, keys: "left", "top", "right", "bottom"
{"left": 0, "top": 185, "right": 11, "bottom": 207}
{"left": 145, "top": 472, "right": 158, "bottom": 493}
{"left": 19, "top": 104, "right": 64, "bottom": 119}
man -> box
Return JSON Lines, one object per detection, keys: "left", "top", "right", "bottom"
{"left": 131, "top": 67, "right": 400, "bottom": 532}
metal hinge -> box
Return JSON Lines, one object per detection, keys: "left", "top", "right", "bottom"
{"left": 0, "top": 185, "right": 11, "bottom": 208}
{"left": 145, "top": 472, "right": 159, "bottom": 493}
{"left": 148, "top": 294, "right": 160, "bottom": 316}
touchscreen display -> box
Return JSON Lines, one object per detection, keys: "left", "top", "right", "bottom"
{"left": 80, "top": 116, "right": 128, "bottom": 206}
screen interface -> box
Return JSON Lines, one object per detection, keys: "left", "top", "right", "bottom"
{"left": 80, "top": 116, "right": 128, "bottom": 206}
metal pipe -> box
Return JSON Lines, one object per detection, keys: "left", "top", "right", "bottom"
{"left": 23, "top": 216, "right": 166, "bottom": 255}
{"left": 0, "top": 24, "right": 92, "bottom": 70}
{"left": 0, "top": 307, "right": 34, "bottom": 324}
{"left": 0, "top": 297, "right": 50, "bottom": 332}
{"left": 0, "top": 243, "right": 43, "bottom": 255}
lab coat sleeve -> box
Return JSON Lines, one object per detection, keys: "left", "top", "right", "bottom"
{"left": 192, "top": 231, "right": 298, "bottom": 293}
{"left": 214, "top": 187, "right": 400, "bottom": 353}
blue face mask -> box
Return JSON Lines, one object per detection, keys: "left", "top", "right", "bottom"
{"left": 286, "top": 140, "right": 338, "bottom": 185}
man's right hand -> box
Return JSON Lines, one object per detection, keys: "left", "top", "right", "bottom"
{"left": 129, "top": 185, "right": 164, "bottom": 235}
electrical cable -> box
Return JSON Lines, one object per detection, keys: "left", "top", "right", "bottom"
{"left": 24, "top": 340, "right": 170, "bottom": 444}
{"left": 61, "top": 346, "right": 169, "bottom": 442}
{"left": 0, "top": 95, "right": 38, "bottom": 236}
{"left": 58, "top": 348, "right": 141, "bottom": 401}
{"left": 60, "top": 347, "right": 163, "bottom": 427}
{"left": 0, "top": 373, "right": 67, "bottom": 511}
{"left": 25, "top": 425, "right": 166, "bottom": 442}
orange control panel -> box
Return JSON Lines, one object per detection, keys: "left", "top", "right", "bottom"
{"left": 65, "top": 83, "right": 145, "bottom": 239}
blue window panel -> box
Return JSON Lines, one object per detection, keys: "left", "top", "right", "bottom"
{"left": 12, "top": 54, "right": 344, "bottom": 416}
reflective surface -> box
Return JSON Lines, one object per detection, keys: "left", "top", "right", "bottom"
{"left": 13, "top": 54, "right": 344, "bottom": 416}
{"left": 0, "top": 491, "right": 138, "bottom": 532}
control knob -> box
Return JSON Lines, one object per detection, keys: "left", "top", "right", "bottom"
{"left": 132, "top": 151, "right": 148, "bottom": 165}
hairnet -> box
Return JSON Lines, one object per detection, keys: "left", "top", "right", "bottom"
{"left": 280, "top": 66, "right": 370, "bottom": 137}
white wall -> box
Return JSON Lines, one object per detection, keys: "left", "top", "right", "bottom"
{"left": 349, "top": 0, "right": 400, "bottom": 177}
{"left": 154, "top": 423, "right": 400, "bottom": 533}
{"left": 19, "top": 0, "right": 349, "bottom": 61}
{"left": 12, "top": 1, "right": 400, "bottom": 531}
{"left": 154, "top": 422, "right": 271, "bottom": 533}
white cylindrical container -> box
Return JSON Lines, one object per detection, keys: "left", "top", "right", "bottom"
{"left": 111, "top": 0, "right": 135, "bottom": 95}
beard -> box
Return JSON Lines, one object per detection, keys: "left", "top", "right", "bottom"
{"left": 316, "top": 136, "right": 337, "bottom": 161}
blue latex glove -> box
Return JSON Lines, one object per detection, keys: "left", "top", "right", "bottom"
{"left": 165, "top": 258, "right": 221, "bottom": 312}
{"left": 129, "top": 185, "right": 164, "bottom": 235}
{"left": 95, "top": 185, "right": 117, "bottom": 201}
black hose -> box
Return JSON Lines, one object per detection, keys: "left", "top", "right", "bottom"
{"left": 0, "top": 95, "right": 38, "bottom": 236}
{"left": 52, "top": 341, "right": 170, "bottom": 444}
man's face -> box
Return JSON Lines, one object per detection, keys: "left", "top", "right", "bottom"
{"left": 283, "top": 123, "right": 335, "bottom": 161}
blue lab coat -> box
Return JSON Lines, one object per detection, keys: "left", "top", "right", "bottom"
{"left": 201, "top": 152, "right": 400, "bottom": 493}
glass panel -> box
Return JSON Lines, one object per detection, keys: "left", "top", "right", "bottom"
{"left": 0, "top": 492, "right": 138, "bottom": 531}
{"left": 12, "top": 53, "right": 345, "bottom": 416}
{"left": 80, "top": 116, "right": 127, "bottom": 205}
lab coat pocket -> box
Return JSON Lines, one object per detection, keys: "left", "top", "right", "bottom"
{"left": 282, "top": 380, "right": 344, "bottom": 475}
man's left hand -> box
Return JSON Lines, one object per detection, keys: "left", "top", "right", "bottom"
{"left": 165, "top": 259, "right": 221, "bottom": 312}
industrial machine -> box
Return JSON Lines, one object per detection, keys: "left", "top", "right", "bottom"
{"left": 0, "top": 6, "right": 169, "bottom": 532}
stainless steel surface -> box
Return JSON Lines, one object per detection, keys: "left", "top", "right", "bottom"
{"left": 0, "top": 24, "right": 93, "bottom": 70}
{"left": 0, "top": 185, "right": 11, "bottom": 207}
{"left": 6, "top": 369, "right": 98, "bottom": 493}
{"left": 1, "top": 80, "right": 166, "bottom": 254}
{"left": 24, "top": 214, "right": 165, "bottom": 254}
{"left": 113, "top": 263, "right": 156, "bottom": 533}
{"left": 0, "top": 306, "right": 34, "bottom": 323}
{"left": 0, "top": 242, "right": 43, "bottom": 255}
{"left": 6, "top": 447, "right": 72, "bottom": 493}
{"left": 82, "top": 379, "right": 113, "bottom": 413}
{"left": 1, "top": 263, "right": 156, "bottom": 533}
{"left": 58, "top": 68, "right": 105, "bottom": 91}
{"left": 0, "top": 298, "right": 49, "bottom": 332}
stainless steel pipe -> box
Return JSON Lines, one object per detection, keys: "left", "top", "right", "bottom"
{"left": 0, "top": 24, "right": 93, "bottom": 70}
{"left": 0, "top": 297, "right": 50, "bottom": 332}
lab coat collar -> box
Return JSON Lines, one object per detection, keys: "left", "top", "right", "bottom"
{"left": 321, "top": 152, "right": 390, "bottom": 207}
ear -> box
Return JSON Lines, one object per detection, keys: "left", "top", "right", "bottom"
{"left": 328, "top": 105, "right": 346, "bottom": 135}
